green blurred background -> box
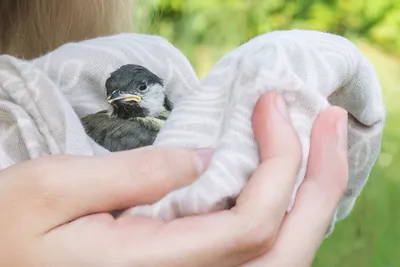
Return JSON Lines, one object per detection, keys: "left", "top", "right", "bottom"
{"left": 132, "top": 0, "right": 400, "bottom": 266}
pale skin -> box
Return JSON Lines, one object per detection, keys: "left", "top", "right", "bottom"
{"left": 0, "top": 91, "right": 348, "bottom": 267}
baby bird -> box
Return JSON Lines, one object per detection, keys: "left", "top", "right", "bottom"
{"left": 81, "top": 64, "right": 173, "bottom": 152}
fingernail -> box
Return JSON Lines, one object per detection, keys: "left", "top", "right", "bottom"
{"left": 195, "top": 148, "right": 214, "bottom": 174}
{"left": 275, "top": 94, "right": 290, "bottom": 120}
{"left": 336, "top": 113, "right": 348, "bottom": 150}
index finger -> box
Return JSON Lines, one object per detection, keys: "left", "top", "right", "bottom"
{"left": 0, "top": 146, "right": 213, "bottom": 232}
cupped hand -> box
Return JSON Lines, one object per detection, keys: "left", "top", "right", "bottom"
{"left": 0, "top": 91, "right": 348, "bottom": 267}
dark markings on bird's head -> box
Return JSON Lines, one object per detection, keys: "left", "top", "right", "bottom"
{"left": 109, "top": 101, "right": 149, "bottom": 119}
{"left": 164, "top": 96, "right": 174, "bottom": 112}
{"left": 106, "top": 64, "right": 164, "bottom": 96}
{"left": 105, "top": 64, "right": 172, "bottom": 119}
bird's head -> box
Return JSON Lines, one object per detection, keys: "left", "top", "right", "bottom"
{"left": 105, "top": 64, "right": 173, "bottom": 119}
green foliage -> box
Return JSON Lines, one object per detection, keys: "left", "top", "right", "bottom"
{"left": 133, "top": 0, "right": 400, "bottom": 266}
{"left": 136, "top": 0, "right": 400, "bottom": 55}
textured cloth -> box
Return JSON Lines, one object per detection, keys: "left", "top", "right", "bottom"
{"left": 0, "top": 30, "right": 385, "bottom": 234}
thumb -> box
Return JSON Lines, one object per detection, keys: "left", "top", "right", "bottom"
{"left": 1, "top": 146, "right": 213, "bottom": 232}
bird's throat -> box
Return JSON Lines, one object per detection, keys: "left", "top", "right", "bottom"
{"left": 111, "top": 103, "right": 149, "bottom": 119}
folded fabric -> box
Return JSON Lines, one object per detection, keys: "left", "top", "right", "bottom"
{"left": 0, "top": 29, "right": 385, "bottom": 235}
{"left": 122, "top": 30, "right": 386, "bottom": 234}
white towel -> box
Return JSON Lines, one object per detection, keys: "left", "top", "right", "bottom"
{"left": 0, "top": 29, "right": 385, "bottom": 235}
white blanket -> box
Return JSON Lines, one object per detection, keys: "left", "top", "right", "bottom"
{"left": 0, "top": 29, "right": 386, "bottom": 235}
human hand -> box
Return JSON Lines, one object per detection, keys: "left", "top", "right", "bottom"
{"left": 0, "top": 91, "right": 348, "bottom": 267}
{"left": 237, "top": 92, "right": 349, "bottom": 267}
{"left": 0, "top": 143, "right": 214, "bottom": 266}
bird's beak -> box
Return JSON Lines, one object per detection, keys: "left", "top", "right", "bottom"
{"left": 106, "top": 91, "right": 142, "bottom": 104}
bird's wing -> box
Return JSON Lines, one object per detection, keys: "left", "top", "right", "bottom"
{"left": 80, "top": 111, "right": 161, "bottom": 152}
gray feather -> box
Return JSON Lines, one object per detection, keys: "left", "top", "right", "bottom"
{"left": 81, "top": 110, "right": 164, "bottom": 152}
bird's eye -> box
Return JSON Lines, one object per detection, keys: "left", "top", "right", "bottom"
{"left": 139, "top": 83, "right": 147, "bottom": 91}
